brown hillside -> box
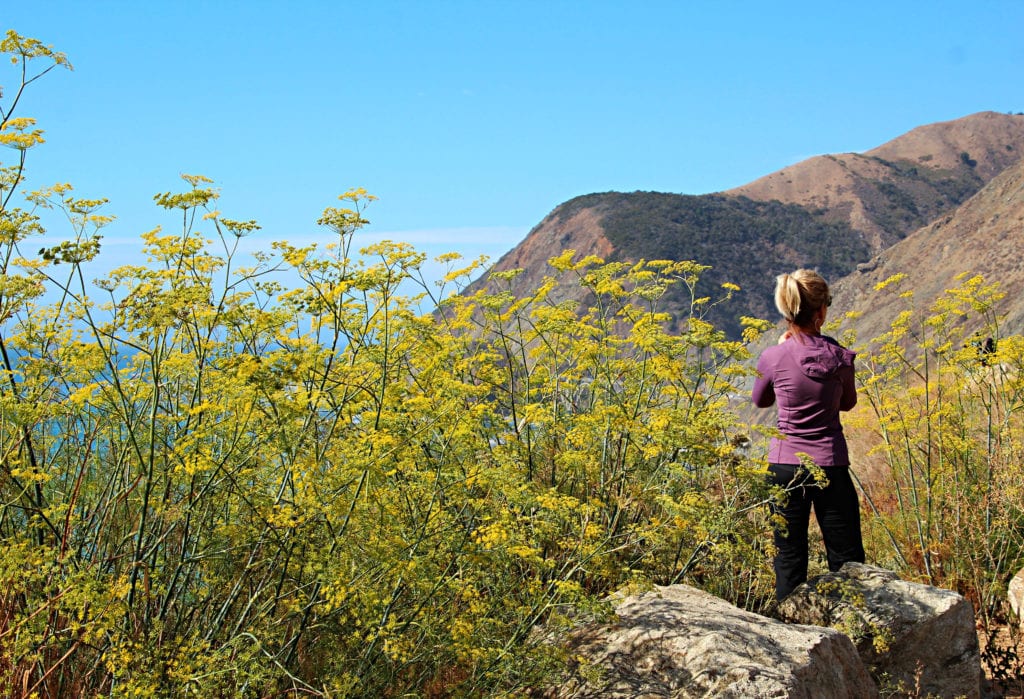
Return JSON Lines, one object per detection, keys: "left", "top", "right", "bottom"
{"left": 832, "top": 156, "right": 1024, "bottom": 347}
{"left": 727, "top": 153, "right": 897, "bottom": 250}
{"left": 867, "top": 110, "right": 1024, "bottom": 180}
{"left": 469, "top": 201, "right": 614, "bottom": 303}
{"left": 727, "top": 111, "right": 1024, "bottom": 251}
{"left": 465, "top": 112, "right": 1024, "bottom": 339}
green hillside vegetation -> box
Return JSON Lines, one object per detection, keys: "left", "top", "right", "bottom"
{"left": 555, "top": 191, "right": 870, "bottom": 337}
{"left": 851, "top": 155, "right": 985, "bottom": 241}
{"left": 550, "top": 152, "right": 989, "bottom": 339}
{"left": 3, "top": 32, "right": 1023, "bottom": 698}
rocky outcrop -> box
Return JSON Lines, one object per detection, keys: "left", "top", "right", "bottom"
{"left": 542, "top": 566, "right": 982, "bottom": 698}
{"left": 543, "top": 584, "right": 876, "bottom": 698}
{"left": 1008, "top": 566, "right": 1024, "bottom": 625}
{"left": 777, "top": 563, "right": 981, "bottom": 699}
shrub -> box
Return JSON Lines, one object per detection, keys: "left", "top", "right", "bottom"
{"left": 1, "top": 32, "right": 777, "bottom": 696}
{"left": 843, "top": 272, "right": 1024, "bottom": 625}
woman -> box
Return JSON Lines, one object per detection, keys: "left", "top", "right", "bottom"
{"left": 751, "top": 269, "right": 864, "bottom": 601}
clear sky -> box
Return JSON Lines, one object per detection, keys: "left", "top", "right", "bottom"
{"left": 5, "top": 1, "right": 1024, "bottom": 281}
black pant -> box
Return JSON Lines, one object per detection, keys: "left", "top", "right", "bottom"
{"left": 768, "top": 463, "right": 865, "bottom": 601}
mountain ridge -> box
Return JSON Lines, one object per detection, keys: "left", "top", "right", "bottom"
{"left": 727, "top": 111, "right": 1024, "bottom": 251}
{"left": 833, "top": 155, "right": 1024, "bottom": 346}
{"left": 467, "top": 111, "right": 1024, "bottom": 339}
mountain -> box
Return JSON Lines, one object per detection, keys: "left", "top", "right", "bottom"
{"left": 466, "top": 112, "right": 1024, "bottom": 339}
{"left": 833, "top": 155, "right": 1024, "bottom": 347}
{"left": 728, "top": 111, "right": 1024, "bottom": 251}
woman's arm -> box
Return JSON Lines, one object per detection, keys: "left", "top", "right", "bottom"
{"left": 839, "top": 363, "right": 857, "bottom": 411}
{"left": 751, "top": 354, "right": 776, "bottom": 408}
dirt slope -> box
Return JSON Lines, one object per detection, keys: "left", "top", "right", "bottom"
{"left": 833, "top": 156, "right": 1024, "bottom": 346}
{"left": 727, "top": 111, "right": 1024, "bottom": 251}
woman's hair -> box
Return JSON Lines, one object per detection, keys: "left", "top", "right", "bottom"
{"left": 775, "top": 269, "right": 831, "bottom": 328}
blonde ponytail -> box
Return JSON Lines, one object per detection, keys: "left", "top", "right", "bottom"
{"left": 774, "top": 269, "right": 831, "bottom": 330}
{"left": 775, "top": 273, "right": 803, "bottom": 322}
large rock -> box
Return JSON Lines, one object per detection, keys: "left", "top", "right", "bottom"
{"left": 1008, "top": 566, "right": 1024, "bottom": 624}
{"left": 777, "top": 563, "right": 981, "bottom": 699}
{"left": 542, "top": 584, "right": 876, "bottom": 698}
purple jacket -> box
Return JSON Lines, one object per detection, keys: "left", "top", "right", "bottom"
{"left": 751, "top": 333, "right": 857, "bottom": 467}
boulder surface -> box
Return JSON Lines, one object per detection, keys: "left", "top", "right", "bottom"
{"left": 1008, "top": 566, "right": 1024, "bottom": 624}
{"left": 542, "top": 584, "right": 876, "bottom": 698}
{"left": 777, "top": 563, "right": 981, "bottom": 699}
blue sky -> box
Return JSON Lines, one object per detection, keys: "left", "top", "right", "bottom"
{"left": 5, "top": 1, "right": 1023, "bottom": 283}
